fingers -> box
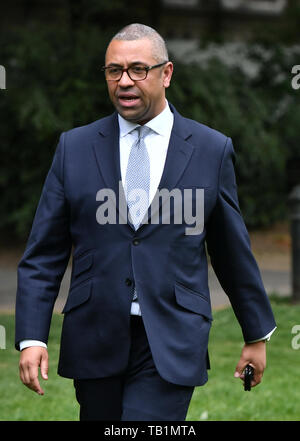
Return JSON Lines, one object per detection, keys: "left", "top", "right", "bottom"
{"left": 234, "top": 362, "right": 259, "bottom": 388}
{"left": 235, "top": 362, "right": 263, "bottom": 387}
{"left": 234, "top": 359, "right": 247, "bottom": 379}
{"left": 251, "top": 366, "right": 263, "bottom": 387}
{"left": 19, "top": 347, "right": 48, "bottom": 395}
{"left": 40, "top": 352, "right": 49, "bottom": 380}
{"left": 20, "top": 360, "right": 44, "bottom": 395}
{"left": 234, "top": 341, "right": 266, "bottom": 388}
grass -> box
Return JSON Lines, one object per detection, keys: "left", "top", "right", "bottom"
{"left": 187, "top": 295, "right": 300, "bottom": 421}
{"left": 0, "top": 296, "right": 299, "bottom": 421}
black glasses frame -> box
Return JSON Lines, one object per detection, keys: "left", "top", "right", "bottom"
{"left": 102, "top": 61, "right": 168, "bottom": 81}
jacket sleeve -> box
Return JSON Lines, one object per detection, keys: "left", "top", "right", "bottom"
{"left": 206, "top": 137, "right": 276, "bottom": 342}
{"left": 15, "top": 133, "right": 72, "bottom": 349}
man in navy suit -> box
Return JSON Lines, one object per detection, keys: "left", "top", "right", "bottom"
{"left": 16, "top": 23, "right": 276, "bottom": 421}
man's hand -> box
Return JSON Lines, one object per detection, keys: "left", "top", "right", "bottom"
{"left": 19, "top": 347, "right": 49, "bottom": 395}
{"left": 234, "top": 341, "right": 266, "bottom": 388}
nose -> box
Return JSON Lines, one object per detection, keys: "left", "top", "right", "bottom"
{"left": 118, "top": 70, "right": 135, "bottom": 87}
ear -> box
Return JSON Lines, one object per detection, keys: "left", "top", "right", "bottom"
{"left": 163, "top": 62, "right": 174, "bottom": 89}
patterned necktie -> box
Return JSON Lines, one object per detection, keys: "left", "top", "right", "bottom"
{"left": 125, "top": 125, "right": 151, "bottom": 303}
{"left": 125, "top": 125, "right": 151, "bottom": 230}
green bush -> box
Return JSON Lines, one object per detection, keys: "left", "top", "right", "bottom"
{"left": 167, "top": 52, "right": 300, "bottom": 228}
{"left": 0, "top": 22, "right": 299, "bottom": 240}
{"left": 0, "top": 24, "right": 113, "bottom": 240}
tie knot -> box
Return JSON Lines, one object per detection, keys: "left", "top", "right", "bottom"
{"left": 136, "top": 125, "right": 152, "bottom": 140}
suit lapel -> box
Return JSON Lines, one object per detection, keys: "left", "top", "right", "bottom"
{"left": 93, "top": 112, "right": 121, "bottom": 195}
{"left": 158, "top": 107, "right": 194, "bottom": 191}
{"left": 142, "top": 104, "right": 195, "bottom": 226}
{"left": 92, "top": 112, "right": 129, "bottom": 225}
{"left": 92, "top": 105, "right": 195, "bottom": 230}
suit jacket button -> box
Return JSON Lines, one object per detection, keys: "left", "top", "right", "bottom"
{"left": 132, "top": 238, "right": 140, "bottom": 246}
{"left": 125, "top": 278, "right": 133, "bottom": 286}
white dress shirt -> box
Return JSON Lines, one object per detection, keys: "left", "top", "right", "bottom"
{"left": 19, "top": 101, "right": 275, "bottom": 349}
{"left": 118, "top": 101, "right": 174, "bottom": 316}
{"left": 118, "top": 101, "right": 174, "bottom": 211}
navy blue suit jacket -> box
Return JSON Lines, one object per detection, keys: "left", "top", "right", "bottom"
{"left": 15, "top": 104, "right": 276, "bottom": 386}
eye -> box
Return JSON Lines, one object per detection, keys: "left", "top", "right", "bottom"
{"left": 131, "top": 65, "right": 146, "bottom": 74}
{"left": 108, "top": 67, "right": 121, "bottom": 74}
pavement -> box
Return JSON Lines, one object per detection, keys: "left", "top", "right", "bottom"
{"left": 0, "top": 261, "right": 291, "bottom": 313}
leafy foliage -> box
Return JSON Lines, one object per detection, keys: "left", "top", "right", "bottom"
{"left": 167, "top": 48, "right": 300, "bottom": 228}
{"left": 0, "top": 19, "right": 299, "bottom": 240}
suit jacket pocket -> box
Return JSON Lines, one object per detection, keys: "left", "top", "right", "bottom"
{"left": 62, "top": 280, "right": 92, "bottom": 314}
{"left": 174, "top": 281, "right": 213, "bottom": 321}
{"left": 73, "top": 252, "right": 93, "bottom": 277}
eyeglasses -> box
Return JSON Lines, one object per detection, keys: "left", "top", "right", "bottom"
{"left": 102, "top": 62, "right": 168, "bottom": 81}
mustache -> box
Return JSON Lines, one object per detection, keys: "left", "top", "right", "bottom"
{"left": 116, "top": 91, "right": 140, "bottom": 99}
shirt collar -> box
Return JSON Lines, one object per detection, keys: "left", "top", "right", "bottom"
{"left": 118, "top": 100, "right": 174, "bottom": 138}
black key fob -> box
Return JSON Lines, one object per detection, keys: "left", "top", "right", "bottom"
{"left": 244, "top": 364, "right": 254, "bottom": 391}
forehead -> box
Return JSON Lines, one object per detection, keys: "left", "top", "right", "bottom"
{"left": 105, "top": 38, "right": 156, "bottom": 65}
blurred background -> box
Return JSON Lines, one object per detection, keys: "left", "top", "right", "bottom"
{"left": 0, "top": 0, "right": 299, "bottom": 241}
{"left": 0, "top": 0, "right": 300, "bottom": 421}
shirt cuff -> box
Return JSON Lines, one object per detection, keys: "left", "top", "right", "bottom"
{"left": 246, "top": 326, "right": 277, "bottom": 343}
{"left": 19, "top": 340, "right": 47, "bottom": 351}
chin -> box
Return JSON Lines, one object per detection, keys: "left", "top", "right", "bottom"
{"left": 119, "top": 110, "right": 142, "bottom": 123}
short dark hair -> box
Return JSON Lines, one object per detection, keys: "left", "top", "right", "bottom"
{"left": 111, "top": 23, "right": 169, "bottom": 62}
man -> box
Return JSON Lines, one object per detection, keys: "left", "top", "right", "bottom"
{"left": 16, "top": 23, "right": 276, "bottom": 421}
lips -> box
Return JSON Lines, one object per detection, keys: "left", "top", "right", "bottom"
{"left": 117, "top": 92, "right": 141, "bottom": 108}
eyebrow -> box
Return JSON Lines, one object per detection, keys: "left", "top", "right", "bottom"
{"left": 106, "top": 61, "right": 147, "bottom": 67}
